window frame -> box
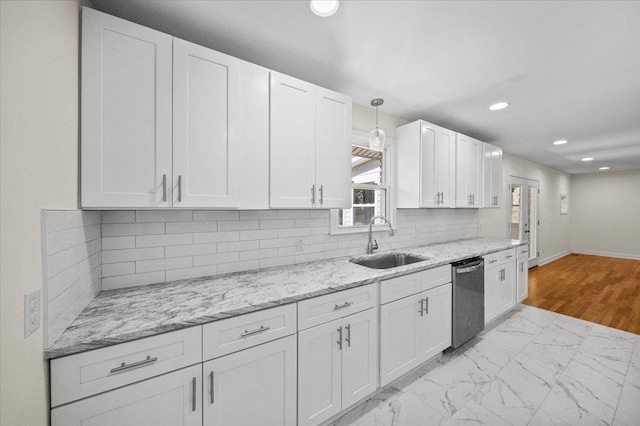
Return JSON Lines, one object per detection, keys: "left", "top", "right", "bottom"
{"left": 329, "top": 130, "right": 397, "bottom": 235}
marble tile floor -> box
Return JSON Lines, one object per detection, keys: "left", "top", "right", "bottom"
{"left": 330, "top": 305, "right": 640, "bottom": 426}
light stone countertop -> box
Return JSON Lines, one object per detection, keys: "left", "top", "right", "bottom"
{"left": 45, "top": 237, "right": 525, "bottom": 359}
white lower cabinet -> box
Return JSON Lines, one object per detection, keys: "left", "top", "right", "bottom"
{"left": 517, "top": 244, "right": 530, "bottom": 302}
{"left": 298, "top": 308, "right": 378, "bottom": 426}
{"left": 51, "top": 364, "right": 203, "bottom": 426}
{"left": 203, "top": 335, "right": 297, "bottom": 426}
{"left": 380, "top": 283, "right": 452, "bottom": 386}
{"left": 484, "top": 249, "right": 517, "bottom": 323}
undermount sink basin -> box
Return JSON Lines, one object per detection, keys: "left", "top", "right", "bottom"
{"left": 350, "top": 252, "right": 429, "bottom": 269}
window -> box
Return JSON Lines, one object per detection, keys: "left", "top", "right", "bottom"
{"left": 330, "top": 130, "right": 396, "bottom": 234}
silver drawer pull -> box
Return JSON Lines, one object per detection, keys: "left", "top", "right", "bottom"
{"left": 240, "top": 325, "right": 271, "bottom": 338}
{"left": 334, "top": 301, "right": 353, "bottom": 311}
{"left": 505, "top": 255, "right": 513, "bottom": 259}
{"left": 488, "top": 259, "right": 498, "bottom": 264}
{"left": 521, "top": 250, "right": 528, "bottom": 254}
{"left": 110, "top": 355, "right": 158, "bottom": 374}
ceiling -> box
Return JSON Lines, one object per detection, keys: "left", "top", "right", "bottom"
{"left": 91, "top": 0, "right": 640, "bottom": 175}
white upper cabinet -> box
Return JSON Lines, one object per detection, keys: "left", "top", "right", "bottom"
{"left": 270, "top": 72, "right": 352, "bottom": 209}
{"left": 173, "top": 39, "right": 269, "bottom": 209}
{"left": 455, "top": 133, "right": 482, "bottom": 208}
{"left": 482, "top": 142, "right": 503, "bottom": 207}
{"left": 81, "top": 7, "right": 173, "bottom": 208}
{"left": 397, "top": 120, "right": 456, "bottom": 208}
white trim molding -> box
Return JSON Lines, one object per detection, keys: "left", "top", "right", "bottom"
{"left": 571, "top": 250, "right": 640, "bottom": 261}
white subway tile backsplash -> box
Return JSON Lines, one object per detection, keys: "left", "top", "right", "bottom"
{"left": 102, "top": 236, "right": 136, "bottom": 250}
{"left": 165, "top": 265, "right": 217, "bottom": 282}
{"left": 166, "top": 221, "right": 216, "bottom": 234}
{"left": 240, "top": 210, "right": 278, "bottom": 220}
{"left": 239, "top": 248, "right": 279, "bottom": 261}
{"left": 239, "top": 229, "right": 279, "bottom": 241}
{"left": 102, "top": 247, "right": 164, "bottom": 264}
{"left": 295, "top": 252, "right": 325, "bottom": 264}
{"left": 259, "top": 256, "right": 295, "bottom": 269}
{"left": 102, "top": 271, "right": 166, "bottom": 291}
{"left": 101, "top": 211, "right": 135, "bottom": 223}
{"left": 194, "top": 210, "right": 239, "bottom": 221}
{"left": 260, "top": 219, "right": 295, "bottom": 230}
{"left": 165, "top": 243, "right": 217, "bottom": 258}
{"left": 194, "top": 231, "right": 239, "bottom": 244}
{"left": 218, "top": 260, "right": 260, "bottom": 275}
{"left": 101, "top": 262, "right": 135, "bottom": 277}
{"left": 259, "top": 238, "right": 294, "bottom": 249}
{"left": 102, "top": 222, "right": 164, "bottom": 237}
{"left": 278, "top": 228, "right": 311, "bottom": 238}
{"left": 193, "top": 252, "right": 239, "bottom": 266}
{"left": 277, "top": 210, "right": 310, "bottom": 219}
{"left": 136, "top": 210, "right": 193, "bottom": 223}
{"left": 136, "top": 233, "right": 193, "bottom": 248}
{"left": 136, "top": 256, "right": 192, "bottom": 273}
{"left": 218, "top": 220, "right": 259, "bottom": 231}
{"left": 217, "top": 240, "right": 259, "bottom": 253}
{"left": 294, "top": 218, "right": 326, "bottom": 228}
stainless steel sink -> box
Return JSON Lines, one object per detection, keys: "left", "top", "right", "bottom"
{"left": 350, "top": 252, "right": 429, "bottom": 269}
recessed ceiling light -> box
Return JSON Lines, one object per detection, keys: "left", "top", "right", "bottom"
{"left": 489, "top": 102, "right": 509, "bottom": 111}
{"left": 599, "top": 167, "right": 610, "bottom": 170}
{"left": 310, "top": 0, "right": 339, "bottom": 17}
{"left": 582, "top": 157, "right": 594, "bottom": 162}
{"left": 553, "top": 140, "right": 568, "bottom": 145}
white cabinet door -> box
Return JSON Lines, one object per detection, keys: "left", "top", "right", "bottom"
{"left": 51, "top": 365, "right": 202, "bottom": 426}
{"left": 456, "top": 133, "right": 482, "bottom": 208}
{"left": 341, "top": 308, "right": 378, "bottom": 408}
{"left": 203, "top": 336, "right": 296, "bottom": 426}
{"left": 315, "top": 87, "right": 352, "bottom": 209}
{"left": 419, "top": 123, "right": 438, "bottom": 207}
{"left": 482, "top": 143, "right": 502, "bottom": 207}
{"left": 298, "top": 319, "right": 342, "bottom": 426}
{"left": 434, "top": 127, "right": 456, "bottom": 207}
{"left": 380, "top": 295, "right": 421, "bottom": 386}
{"left": 172, "top": 39, "right": 240, "bottom": 208}
{"left": 484, "top": 266, "right": 500, "bottom": 324}
{"left": 422, "top": 283, "right": 453, "bottom": 360}
{"left": 497, "top": 262, "right": 516, "bottom": 314}
{"left": 270, "top": 72, "right": 316, "bottom": 208}
{"left": 517, "top": 257, "right": 529, "bottom": 302}
{"left": 81, "top": 7, "right": 173, "bottom": 208}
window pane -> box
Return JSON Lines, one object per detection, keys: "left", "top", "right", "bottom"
{"left": 339, "top": 188, "right": 386, "bottom": 227}
{"left": 351, "top": 146, "right": 382, "bottom": 185}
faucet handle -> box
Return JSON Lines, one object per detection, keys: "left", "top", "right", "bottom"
{"left": 372, "top": 240, "right": 379, "bottom": 251}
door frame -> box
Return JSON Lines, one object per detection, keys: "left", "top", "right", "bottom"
{"left": 506, "top": 174, "right": 540, "bottom": 268}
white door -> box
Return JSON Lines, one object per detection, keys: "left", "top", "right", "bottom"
{"left": 203, "top": 336, "right": 297, "bottom": 426}
{"left": 497, "top": 262, "right": 516, "bottom": 315}
{"left": 298, "top": 319, "right": 342, "bottom": 426}
{"left": 380, "top": 296, "right": 421, "bottom": 386}
{"left": 435, "top": 127, "right": 456, "bottom": 207}
{"left": 484, "top": 266, "right": 500, "bottom": 323}
{"left": 421, "top": 283, "right": 453, "bottom": 360}
{"left": 508, "top": 176, "right": 540, "bottom": 267}
{"left": 81, "top": 7, "right": 173, "bottom": 208}
{"left": 419, "top": 122, "right": 438, "bottom": 207}
{"left": 172, "top": 39, "right": 240, "bottom": 208}
{"left": 270, "top": 72, "right": 316, "bottom": 208}
{"left": 315, "top": 87, "right": 352, "bottom": 209}
{"left": 51, "top": 365, "right": 202, "bottom": 426}
{"left": 341, "top": 308, "right": 378, "bottom": 408}
{"left": 455, "top": 134, "right": 482, "bottom": 208}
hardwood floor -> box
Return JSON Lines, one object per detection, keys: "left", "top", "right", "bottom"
{"left": 522, "top": 253, "right": 640, "bottom": 335}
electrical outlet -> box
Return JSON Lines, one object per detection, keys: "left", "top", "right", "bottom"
{"left": 24, "top": 289, "right": 41, "bottom": 338}
{"left": 295, "top": 238, "right": 305, "bottom": 252}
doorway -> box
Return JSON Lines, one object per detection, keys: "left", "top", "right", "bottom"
{"left": 508, "top": 175, "right": 540, "bottom": 268}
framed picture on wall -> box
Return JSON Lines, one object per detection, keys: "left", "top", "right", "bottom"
{"left": 560, "top": 194, "right": 568, "bottom": 215}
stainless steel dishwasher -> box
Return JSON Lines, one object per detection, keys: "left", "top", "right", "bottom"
{"left": 451, "top": 257, "right": 485, "bottom": 349}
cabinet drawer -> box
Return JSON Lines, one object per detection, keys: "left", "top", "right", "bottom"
{"left": 483, "top": 248, "right": 516, "bottom": 269}
{"left": 517, "top": 244, "right": 529, "bottom": 260}
{"left": 380, "top": 265, "right": 451, "bottom": 304}
{"left": 202, "top": 304, "right": 296, "bottom": 361}
{"left": 297, "top": 284, "right": 377, "bottom": 330}
{"left": 51, "top": 326, "right": 202, "bottom": 407}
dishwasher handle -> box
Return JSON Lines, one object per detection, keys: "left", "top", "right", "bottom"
{"left": 456, "top": 261, "right": 484, "bottom": 274}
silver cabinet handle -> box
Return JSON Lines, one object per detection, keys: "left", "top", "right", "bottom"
{"left": 209, "top": 371, "right": 214, "bottom": 404}
{"left": 505, "top": 255, "right": 513, "bottom": 259}
{"left": 162, "top": 174, "right": 167, "bottom": 202}
{"left": 311, "top": 185, "right": 316, "bottom": 205}
{"left": 435, "top": 193, "right": 439, "bottom": 205}
{"left": 177, "top": 175, "right": 182, "bottom": 202}
{"left": 337, "top": 326, "right": 343, "bottom": 350}
{"left": 521, "top": 250, "right": 528, "bottom": 254}
{"left": 345, "top": 324, "right": 351, "bottom": 347}
{"left": 319, "top": 185, "right": 324, "bottom": 205}
{"left": 334, "top": 301, "right": 352, "bottom": 311}
{"left": 488, "top": 259, "right": 498, "bottom": 264}
{"left": 240, "top": 325, "right": 271, "bottom": 338}
{"left": 440, "top": 192, "right": 444, "bottom": 204}
{"left": 425, "top": 297, "right": 429, "bottom": 315}
{"left": 418, "top": 298, "right": 424, "bottom": 316}
{"left": 110, "top": 355, "right": 158, "bottom": 374}
{"left": 191, "top": 377, "right": 197, "bottom": 412}
{"left": 473, "top": 194, "right": 475, "bottom": 205}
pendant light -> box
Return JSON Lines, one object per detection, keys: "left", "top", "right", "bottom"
{"left": 369, "top": 98, "right": 385, "bottom": 151}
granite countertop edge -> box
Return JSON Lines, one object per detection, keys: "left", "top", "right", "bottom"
{"left": 45, "top": 238, "right": 526, "bottom": 359}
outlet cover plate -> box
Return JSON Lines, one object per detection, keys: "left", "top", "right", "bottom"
{"left": 24, "top": 289, "right": 41, "bottom": 338}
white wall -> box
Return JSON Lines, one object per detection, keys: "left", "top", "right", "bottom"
{"left": 353, "top": 102, "right": 409, "bottom": 139}
{"left": 0, "top": 1, "right": 80, "bottom": 424}
{"left": 570, "top": 170, "right": 640, "bottom": 258}
{"left": 478, "top": 152, "right": 571, "bottom": 264}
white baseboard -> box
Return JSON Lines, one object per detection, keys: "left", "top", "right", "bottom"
{"left": 571, "top": 250, "right": 640, "bottom": 261}
{"left": 538, "top": 250, "right": 572, "bottom": 266}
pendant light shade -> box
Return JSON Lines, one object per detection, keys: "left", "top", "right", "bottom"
{"left": 369, "top": 98, "right": 385, "bottom": 151}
